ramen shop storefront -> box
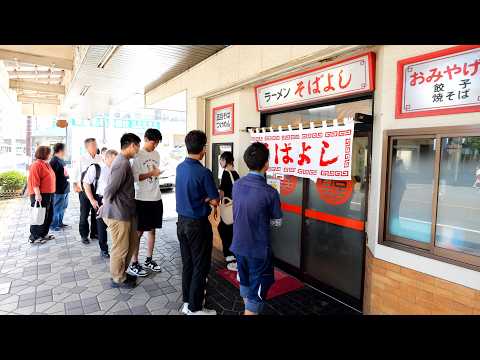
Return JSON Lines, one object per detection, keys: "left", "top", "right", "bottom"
{"left": 250, "top": 52, "right": 376, "bottom": 311}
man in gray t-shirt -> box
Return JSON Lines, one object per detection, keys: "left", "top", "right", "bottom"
{"left": 98, "top": 133, "right": 141, "bottom": 289}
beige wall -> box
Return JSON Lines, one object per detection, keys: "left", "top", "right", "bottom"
{"left": 146, "top": 45, "right": 368, "bottom": 132}
{"left": 370, "top": 45, "right": 480, "bottom": 291}
{"left": 147, "top": 44, "right": 480, "bottom": 291}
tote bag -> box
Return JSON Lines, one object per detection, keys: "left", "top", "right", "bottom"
{"left": 219, "top": 170, "right": 236, "bottom": 225}
{"left": 30, "top": 200, "right": 46, "bottom": 226}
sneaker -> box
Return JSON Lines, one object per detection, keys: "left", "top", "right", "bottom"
{"left": 227, "top": 262, "right": 238, "bottom": 272}
{"left": 186, "top": 308, "right": 217, "bottom": 315}
{"left": 81, "top": 237, "right": 90, "bottom": 244}
{"left": 110, "top": 278, "right": 136, "bottom": 289}
{"left": 100, "top": 251, "right": 110, "bottom": 259}
{"left": 225, "top": 255, "right": 236, "bottom": 262}
{"left": 126, "top": 263, "right": 148, "bottom": 277}
{"left": 144, "top": 259, "right": 162, "bottom": 272}
{"left": 181, "top": 302, "right": 189, "bottom": 314}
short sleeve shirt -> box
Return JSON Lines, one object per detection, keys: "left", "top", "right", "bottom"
{"left": 219, "top": 170, "right": 240, "bottom": 199}
{"left": 83, "top": 163, "right": 110, "bottom": 196}
{"left": 230, "top": 173, "right": 283, "bottom": 259}
{"left": 175, "top": 158, "right": 219, "bottom": 219}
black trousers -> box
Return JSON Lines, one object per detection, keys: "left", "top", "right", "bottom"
{"left": 96, "top": 196, "right": 108, "bottom": 252}
{"left": 177, "top": 216, "right": 213, "bottom": 312}
{"left": 79, "top": 191, "right": 98, "bottom": 239}
{"left": 30, "top": 194, "right": 54, "bottom": 240}
{"left": 218, "top": 220, "right": 234, "bottom": 258}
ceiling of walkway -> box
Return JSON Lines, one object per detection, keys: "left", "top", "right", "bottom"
{"left": 0, "top": 45, "right": 226, "bottom": 117}
{"left": 63, "top": 45, "right": 226, "bottom": 117}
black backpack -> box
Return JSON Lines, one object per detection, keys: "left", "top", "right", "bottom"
{"left": 80, "top": 163, "right": 101, "bottom": 194}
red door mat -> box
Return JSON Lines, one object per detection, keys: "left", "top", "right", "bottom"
{"left": 216, "top": 268, "right": 304, "bottom": 300}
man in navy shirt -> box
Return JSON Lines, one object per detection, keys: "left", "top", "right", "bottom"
{"left": 176, "top": 130, "right": 220, "bottom": 315}
{"left": 230, "top": 142, "right": 283, "bottom": 315}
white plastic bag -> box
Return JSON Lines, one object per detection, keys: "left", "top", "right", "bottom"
{"left": 31, "top": 200, "right": 46, "bottom": 226}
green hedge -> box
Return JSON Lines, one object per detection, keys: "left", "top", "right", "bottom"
{"left": 0, "top": 171, "right": 27, "bottom": 192}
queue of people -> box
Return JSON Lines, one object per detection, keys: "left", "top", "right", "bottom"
{"left": 27, "top": 127, "right": 283, "bottom": 315}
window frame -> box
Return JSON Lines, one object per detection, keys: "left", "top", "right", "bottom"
{"left": 379, "top": 124, "right": 480, "bottom": 271}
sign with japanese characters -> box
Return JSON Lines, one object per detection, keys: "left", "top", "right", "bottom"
{"left": 250, "top": 120, "right": 354, "bottom": 181}
{"left": 255, "top": 53, "right": 375, "bottom": 112}
{"left": 396, "top": 45, "right": 480, "bottom": 118}
{"left": 212, "top": 104, "right": 234, "bottom": 135}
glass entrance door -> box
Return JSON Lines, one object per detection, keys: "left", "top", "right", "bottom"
{"left": 264, "top": 97, "right": 373, "bottom": 311}
{"left": 303, "top": 135, "right": 369, "bottom": 306}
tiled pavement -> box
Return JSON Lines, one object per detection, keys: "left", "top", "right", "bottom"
{"left": 0, "top": 193, "right": 358, "bottom": 315}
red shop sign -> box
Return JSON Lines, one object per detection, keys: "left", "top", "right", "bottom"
{"left": 254, "top": 52, "right": 376, "bottom": 112}
{"left": 396, "top": 45, "right": 480, "bottom": 119}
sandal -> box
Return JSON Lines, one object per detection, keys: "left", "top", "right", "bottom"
{"left": 42, "top": 234, "right": 55, "bottom": 240}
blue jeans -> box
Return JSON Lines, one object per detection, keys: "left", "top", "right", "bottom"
{"left": 51, "top": 193, "right": 69, "bottom": 230}
{"left": 235, "top": 253, "right": 275, "bottom": 314}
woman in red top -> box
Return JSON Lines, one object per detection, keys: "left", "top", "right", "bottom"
{"left": 28, "top": 146, "right": 56, "bottom": 243}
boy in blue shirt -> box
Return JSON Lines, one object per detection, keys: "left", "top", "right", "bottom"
{"left": 230, "top": 142, "right": 283, "bottom": 315}
{"left": 176, "top": 130, "right": 220, "bottom": 315}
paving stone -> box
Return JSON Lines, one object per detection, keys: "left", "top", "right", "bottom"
{"left": 99, "top": 300, "right": 117, "bottom": 311}
{"left": 44, "top": 303, "right": 65, "bottom": 314}
{"left": 14, "top": 305, "right": 35, "bottom": 315}
{"left": 69, "top": 286, "right": 87, "bottom": 294}
{"left": 130, "top": 305, "right": 150, "bottom": 315}
{"left": 36, "top": 295, "right": 53, "bottom": 305}
{"left": 0, "top": 301, "right": 18, "bottom": 312}
{"left": 81, "top": 297, "right": 99, "bottom": 306}
{"left": 18, "top": 298, "right": 36, "bottom": 308}
{"left": 84, "top": 303, "right": 101, "bottom": 314}
{"left": 35, "top": 301, "right": 57, "bottom": 313}
{"left": 66, "top": 307, "right": 84, "bottom": 315}
{"left": 36, "top": 289, "right": 52, "bottom": 298}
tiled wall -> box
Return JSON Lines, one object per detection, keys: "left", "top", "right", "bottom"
{"left": 363, "top": 248, "right": 480, "bottom": 315}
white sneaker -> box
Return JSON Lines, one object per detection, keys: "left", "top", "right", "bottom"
{"left": 225, "top": 255, "right": 236, "bottom": 262}
{"left": 186, "top": 308, "right": 217, "bottom": 315}
{"left": 181, "top": 302, "right": 189, "bottom": 314}
{"left": 227, "top": 262, "right": 238, "bottom": 272}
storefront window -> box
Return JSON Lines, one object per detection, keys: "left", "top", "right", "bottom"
{"left": 387, "top": 139, "right": 435, "bottom": 243}
{"left": 436, "top": 136, "right": 480, "bottom": 256}
{"left": 382, "top": 127, "right": 480, "bottom": 269}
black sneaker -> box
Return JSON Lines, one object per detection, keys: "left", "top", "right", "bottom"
{"left": 126, "top": 262, "right": 148, "bottom": 277}
{"left": 144, "top": 259, "right": 162, "bottom": 272}
{"left": 110, "top": 278, "right": 136, "bottom": 289}
{"left": 100, "top": 251, "right": 110, "bottom": 259}
{"left": 81, "top": 237, "right": 90, "bottom": 244}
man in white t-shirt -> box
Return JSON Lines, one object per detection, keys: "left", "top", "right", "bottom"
{"left": 83, "top": 149, "right": 118, "bottom": 259}
{"left": 127, "top": 129, "right": 164, "bottom": 277}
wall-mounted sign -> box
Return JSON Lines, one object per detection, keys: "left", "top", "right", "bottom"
{"left": 249, "top": 120, "right": 355, "bottom": 181}
{"left": 254, "top": 52, "right": 375, "bottom": 112}
{"left": 212, "top": 103, "right": 234, "bottom": 135}
{"left": 396, "top": 45, "right": 480, "bottom": 118}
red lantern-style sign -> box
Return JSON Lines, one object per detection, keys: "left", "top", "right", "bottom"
{"left": 316, "top": 179, "right": 353, "bottom": 206}
{"left": 280, "top": 175, "right": 298, "bottom": 197}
